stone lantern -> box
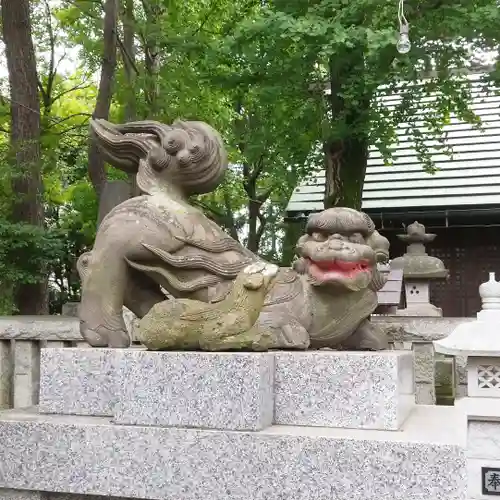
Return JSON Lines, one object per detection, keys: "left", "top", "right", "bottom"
{"left": 391, "top": 221, "right": 448, "bottom": 316}
{"left": 435, "top": 272, "right": 500, "bottom": 498}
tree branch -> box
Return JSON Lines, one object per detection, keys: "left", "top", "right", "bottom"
{"left": 256, "top": 184, "right": 274, "bottom": 203}
{"left": 49, "top": 112, "right": 92, "bottom": 125}
{"left": 42, "top": 0, "right": 57, "bottom": 111}
{"left": 117, "top": 34, "right": 140, "bottom": 75}
{"left": 53, "top": 50, "right": 68, "bottom": 76}
{"left": 53, "top": 121, "right": 91, "bottom": 135}
{"left": 63, "top": 0, "right": 135, "bottom": 77}
{"left": 52, "top": 82, "right": 93, "bottom": 102}
{"left": 192, "top": 1, "right": 220, "bottom": 36}
{"left": 249, "top": 153, "right": 265, "bottom": 184}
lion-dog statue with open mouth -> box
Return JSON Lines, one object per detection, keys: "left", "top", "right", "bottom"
{"left": 77, "top": 118, "right": 390, "bottom": 352}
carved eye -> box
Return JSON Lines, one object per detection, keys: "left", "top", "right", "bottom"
{"left": 310, "top": 232, "right": 327, "bottom": 242}
{"left": 349, "top": 232, "right": 365, "bottom": 244}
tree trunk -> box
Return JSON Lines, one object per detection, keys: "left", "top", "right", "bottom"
{"left": 88, "top": 0, "right": 118, "bottom": 199}
{"left": 244, "top": 170, "right": 268, "bottom": 254}
{"left": 221, "top": 188, "right": 240, "bottom": 242}
{"left": 2, "top": 0, "right": 48, "bottom": 314}
{"left": 120, "top": 0, "right": 140, "bottom": 196}
{"left": 323, "top": 136, "right": 368, "bottom": 210}
{"left": 121, "top": 0, "right": 137, "bottom": 122}
{"left": 247, "top": 198, "right": 261, "bottom": 253}
{"left": 281, "top": 219, "right": 305, "bottom": 266}
{"left": 141, "top": 0, "right": 165, "bottom": 117}
{"left": 324, "top": 53, "right": 370, "bottom": 210}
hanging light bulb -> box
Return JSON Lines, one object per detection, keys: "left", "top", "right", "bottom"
{"left": 396, "top": 0, "right": 411, "bottom": 54}
{"left": 397, "top": 24, "right": 411, "bottom": 54}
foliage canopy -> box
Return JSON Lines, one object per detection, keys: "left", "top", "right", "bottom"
{"left": 0, "top": 0, "right": 498, "bottom": 312}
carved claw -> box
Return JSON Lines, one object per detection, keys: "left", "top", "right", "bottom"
{"left": 80, "top": 322, "right": 131, "bottom": 348}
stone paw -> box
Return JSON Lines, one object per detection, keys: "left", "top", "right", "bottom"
{"left": 80, "top": 322, "right": 131, "bottom": 348}
{"left": 340, "top": 320, "right": 389, "bottom": 351}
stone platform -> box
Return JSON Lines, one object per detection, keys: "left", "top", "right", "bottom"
{"left": 0, "top": 405, "right": 466, "bottom": 500}
{"left": 39, "top": 348, "right": 415, "bottom": 431}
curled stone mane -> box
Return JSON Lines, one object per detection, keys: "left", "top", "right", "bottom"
{"left": 306, "top": 208, "right": 375, "bottom": 236}
{"left": 90, "top": 119, "right": 228, "bottom": 195}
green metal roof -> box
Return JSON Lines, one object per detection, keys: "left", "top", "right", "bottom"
{"left": 286, "top": 76, "right": 500, "bottom": 216}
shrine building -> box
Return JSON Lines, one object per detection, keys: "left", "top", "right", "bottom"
{"left": 285, "top": 73, "right": 500, "bottom": 317}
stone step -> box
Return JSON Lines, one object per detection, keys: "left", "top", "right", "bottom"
{"left": 0, "top": 405, "right": 465, "bottom": 500}
{"left": 39, "top": 348, "right": 415, "bottom": 431}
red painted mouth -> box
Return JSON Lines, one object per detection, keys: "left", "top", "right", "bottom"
{"left": 307, "top": 258, "right": 371, "bottom": 279}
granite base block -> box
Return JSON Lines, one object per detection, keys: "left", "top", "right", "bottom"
{"left": 39, "top": 349, "right": 121, "bottom": 417}
{"left": 39, "top": 348, "right": 274, "bottom": 431}
{"left": 0, "top": 406, "right": 466, "bottom": 500}
{"left": 274, "top": 350, "right": 415, "bottom": 430}
{"left": 115, "top": 350, "right": 274, "bottom": 431}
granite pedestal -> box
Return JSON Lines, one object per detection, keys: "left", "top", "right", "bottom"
{"left": 39, "top": 348, "right": 414, "bottom": 431}
{"left": 0, "top": 347, "right": 468, "bottom": 500}
{"left": 0, "top": 405, "right": 466, "bottom": 500}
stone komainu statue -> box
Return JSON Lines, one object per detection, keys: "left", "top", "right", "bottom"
{"left": 78, "top": 118, "right": 390, "bottom": 351}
